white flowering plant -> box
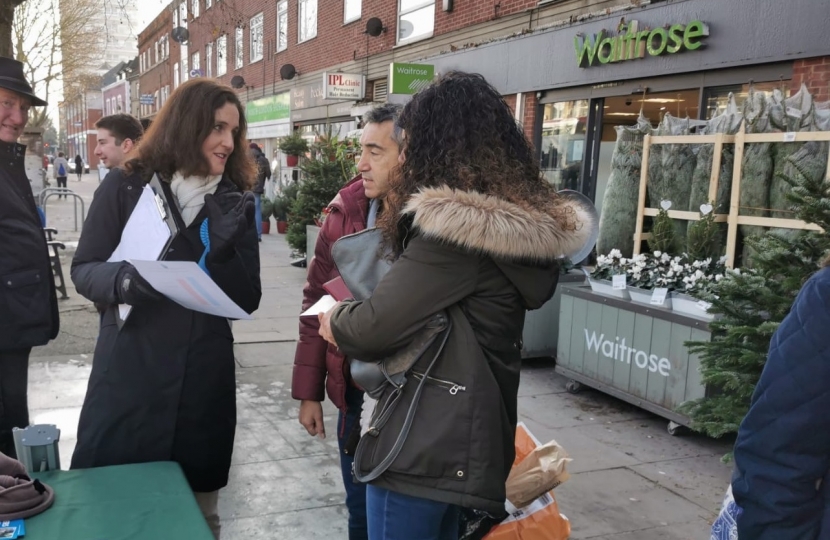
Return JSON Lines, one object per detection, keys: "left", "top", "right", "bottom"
{"left": 590, "top": 249, "right": 629, "bottom": 281}
{"left": 591, "top": 250, "right": 728, "bottom": 296}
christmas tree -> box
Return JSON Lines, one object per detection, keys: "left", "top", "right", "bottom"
{"left": 649, "top": 203, "right": 678, "bottom": 254}
{"left": 686, "top": 203, "right": 721, "bottom": 261}
{"left": 680, "top": 141, "right": 830, "bottom": 439}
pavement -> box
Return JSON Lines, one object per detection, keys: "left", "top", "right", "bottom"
{"left": 28, "top": 174, "right": 733, "bottom": 539}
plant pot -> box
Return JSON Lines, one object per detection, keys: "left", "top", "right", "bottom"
{"left": 261, "top": 220, "right": 271, "bottom": 235}
{"left": 277, "top": 220, "right": 288, "bottom": 234}
{"left": 628, "top": 285, "right": 672, "bottom": 309}
{"left": 670, "top": 292, "right": 719, "bottom": 322}
{"left": 286, "top": 154, "right": 299, "bottom": 167}
{"left": 587, "top": 278, "right": 630, "bottom": 300}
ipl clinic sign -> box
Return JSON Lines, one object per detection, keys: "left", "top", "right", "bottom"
{"left": 323, "top": 72, "right": 365, "bottom": 100}
{"left": 388, "top": 63, "right": 434, "bottom": 95}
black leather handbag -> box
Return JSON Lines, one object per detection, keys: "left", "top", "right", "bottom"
{"left": 331, "top": 227, "right": 450, "bottom": 399}
{"left": 331, "top": 227, "right": 452, "bottom": 482}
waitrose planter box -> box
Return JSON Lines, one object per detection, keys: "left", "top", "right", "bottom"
{"left": 521, "top": 271, "right": 585, "bottom": 359}
{"left": 556, "top": 285, "right": 712, "bottom": 431}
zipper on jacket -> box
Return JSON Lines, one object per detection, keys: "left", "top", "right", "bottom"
{"left": 412, "top": 371, "right": 467, "bottom": 395}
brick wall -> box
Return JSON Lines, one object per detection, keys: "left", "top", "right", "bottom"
{"left": 433, "top": 0, "right": 537, "bottom": 35}
{"left": 138, "top": 7, "right": 178, "bottom": 117}
{"left": 792, "top": 56, "right": 830, "bottom": 102}
{"left": 182, "top": 0, "right": 542, "bottom": 102}
{"left": 522, "top": 93, "right": 537, "bottom": 146}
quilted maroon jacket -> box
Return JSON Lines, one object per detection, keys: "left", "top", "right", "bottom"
{"left": 291, "top": 176, "right": 368, "bottom": 410}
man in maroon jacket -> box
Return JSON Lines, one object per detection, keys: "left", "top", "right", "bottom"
{"left": 292, "top": 103, "right": 402, "bottom": 540}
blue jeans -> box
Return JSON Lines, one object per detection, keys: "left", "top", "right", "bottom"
{"left": 254, "top": 193, "right": 262, "bottom": 238}
{"left": 339, "top": 385, "right": 367, "bottom": 540}
{"left": 366, "top": 485, "right": 460, "bottom": 540}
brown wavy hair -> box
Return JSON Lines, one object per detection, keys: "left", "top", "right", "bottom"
{"left": 125, "top": 79, "right": 255, "bottom": 190}
{"left": 378, "top": 71, "right": 575, "bottom": 254}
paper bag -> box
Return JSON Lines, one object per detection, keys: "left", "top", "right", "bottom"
{"left": 506, "top": 435, "right": 571, "bottom": 508}
{"left": 484, "top": 423, "right": 571, "bottom": 540}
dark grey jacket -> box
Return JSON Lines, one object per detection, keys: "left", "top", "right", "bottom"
{"left": 0, "top": 141, "right": 59, "bottom": 351}
{"left": 69, "top": 167, "right": 261, "bottom": 492}
{"left": 330, "top": 186, "right": 593, "bottom": 513}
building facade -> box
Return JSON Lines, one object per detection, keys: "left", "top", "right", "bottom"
{"left": 134, "top": 0, "right": 830, "bottom": 204}
{"left": 137, "top": 6, "right": 179, "bottom": 120}
{"left": 421, "top": 0, "right": 830, "bottom": 215}
{"left": 161, "top": 0, "right": 626, "bottom": 163}
{"left": 60, "top": 88, "right": 103, "bottom": 168}
{"left": 101, "top": 62, "right": 130, "bottom": 117}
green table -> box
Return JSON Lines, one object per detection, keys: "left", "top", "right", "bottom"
{"left": 28, "top": 461, "right": 213, "bottom": 539}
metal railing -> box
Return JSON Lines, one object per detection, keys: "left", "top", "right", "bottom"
{"left": 39, "top": 188, "right": 86, "bottom": 232}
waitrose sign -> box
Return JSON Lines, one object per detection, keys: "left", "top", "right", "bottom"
{"left": 246, "top": 92, "right": 290, "bottom": 124}
{"left": 389, "top": 62, "right": 434, "bottom": 94}
{"left": 575, "top": 20, "right": 709, "bottom": 68}
{"left": 584, "top": 330, "right": 672, "bottom": 376}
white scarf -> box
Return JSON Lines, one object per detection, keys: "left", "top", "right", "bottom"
{"left": 170, "top": 171, "right": 222, "bottom": 226}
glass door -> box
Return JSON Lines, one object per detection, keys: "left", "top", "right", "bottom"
{"left": 539, "top": 99, "right": 589, "bottom": 191}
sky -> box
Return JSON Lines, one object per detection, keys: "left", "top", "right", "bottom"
{"left": 40, "top": 0, "right": 169, "bottom": 123}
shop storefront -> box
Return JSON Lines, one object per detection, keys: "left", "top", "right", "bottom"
{"left": 290, "top": 75, "right": 364, "bottom": 150}
{"left": 425, "top": 0, "right": 830, "bottom": 215}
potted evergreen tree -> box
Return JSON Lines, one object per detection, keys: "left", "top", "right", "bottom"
{"left": 278, "top": 132, "right": 309, "bottom": 167}
{"left": 273, "top": 183, "right": 297, "bottom": 234}
{"left": 260, "top": 196, "right": 273, "bottom": 235}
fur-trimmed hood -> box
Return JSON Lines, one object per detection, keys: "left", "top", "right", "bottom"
{"left": 403, "top": 186, "right": 595, "bottom": 263}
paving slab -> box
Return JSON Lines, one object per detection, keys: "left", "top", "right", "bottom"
{"left": 556, "top": 468, "right": 711, "bottom": 539}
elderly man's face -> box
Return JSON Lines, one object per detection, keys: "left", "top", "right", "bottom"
{"left": 0, "top": 88, "right": 31, "bottom": 143}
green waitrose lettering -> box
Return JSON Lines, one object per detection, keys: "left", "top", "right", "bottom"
{"left": 575, "top": 20, "right": 709, "bottom": 68}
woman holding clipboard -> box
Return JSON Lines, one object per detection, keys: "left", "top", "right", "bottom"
{"left": 69, "top": 79, "right": 261, "bottom": 539}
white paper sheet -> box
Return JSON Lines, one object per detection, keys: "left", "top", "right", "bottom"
{"left": 301, "top": 295, "right": 337, "bottom": 317}
{"left": 130, "top": 260, "right": 253, "bottom": 320}
{"left": 107, "top": 186, "right": 172, "bottom": 263}
{"left": 108, "top": 186, "right": 174, "bottom": 323}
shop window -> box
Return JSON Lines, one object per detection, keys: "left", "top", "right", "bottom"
{"left": 235, "top": 27, "right": 244, "bottom": 69}
{"left": 216, "top": 35, "right": 227, "bottom": 76}
{"left": 397, "top": 0, "right": 434, "bottom": 45}
{"left": 703, "top": 81, "right": 789, "bottom": 119}
{"left": 298, "top": 0, "right": 317, "bottom": 43}
{"left": 277, "top": 1, "right": 288, "bottom": 52}
{"left": 250, "top": 13, "right": 264, "bottom": 62}
{"left": 344, "top": 0, "right": 361, "bottom": 23}
{"left": 540, "top": 100, "right": 589, "bottom": 191}
{"left": 206, "top": 43, "right": 213, "bottom": 78}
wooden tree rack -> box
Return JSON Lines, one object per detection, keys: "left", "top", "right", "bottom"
{"left": 632, "top": 125, "right": 830, "bottom": 267}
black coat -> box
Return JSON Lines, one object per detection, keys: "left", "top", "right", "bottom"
{"left": 330, "top": 186, "right": 594, "bottom": 513}
{"left": 252, "top": 151, "right": 271, "bottom": 195}
{"left": 69, "top": 168, "right": 261, "bottom": 492}
{"left": 0, "top": 141, "right": 59, "bottom": 351}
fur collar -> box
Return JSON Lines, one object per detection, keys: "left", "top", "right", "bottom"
{"left": 403, "top": 186, "right": 594, "bottom": 262}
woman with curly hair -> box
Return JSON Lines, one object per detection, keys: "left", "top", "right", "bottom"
{"left": 70, "top": 78, "right": 261, "bottom": 539}
{"left": 317, "top": 71, "right": 593, "bottom": 539}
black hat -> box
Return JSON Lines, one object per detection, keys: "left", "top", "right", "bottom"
{"left": 0, "top": 58, "right": 47, "bottom": 107}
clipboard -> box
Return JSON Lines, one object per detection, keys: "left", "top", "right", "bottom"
{"left": 109, "top": 173, "right": 180, "bottom": 328}
{"left": 147, "top": 173, "right": 180, "bottom": 253}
